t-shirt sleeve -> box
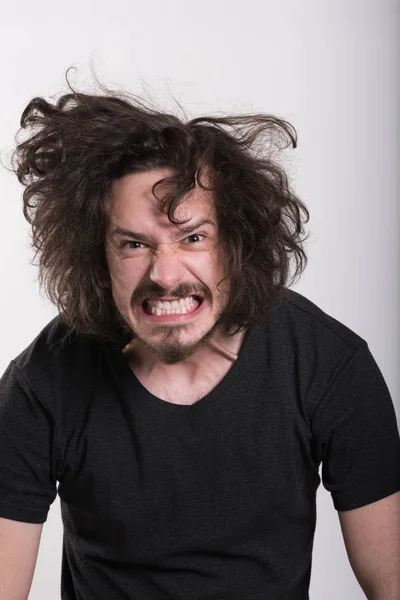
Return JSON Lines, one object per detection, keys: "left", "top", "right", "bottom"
{"left": 311, "top": 341, "right": 400, "bottom": 511}
{"left": 0, "top": 360, "right": 59, "bottom": 523}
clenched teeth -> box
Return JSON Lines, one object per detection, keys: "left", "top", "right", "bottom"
{"left": 145, "top": 295, "right": 200, "bottom": 316}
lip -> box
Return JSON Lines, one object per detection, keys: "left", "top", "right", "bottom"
{"left": 137, "top": 298, "right": 205, "bottom": 323}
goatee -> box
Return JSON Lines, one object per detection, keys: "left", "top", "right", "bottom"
{"left": 134, "top": 321, "right": 221, "bottom": 365}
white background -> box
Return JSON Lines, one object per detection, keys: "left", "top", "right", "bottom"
{"left": 0, "top": 1, "right": 399, "bottom": 598}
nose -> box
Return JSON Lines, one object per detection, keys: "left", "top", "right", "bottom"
{"left": 149, "top": 249, "right": 184, "bottom": 290}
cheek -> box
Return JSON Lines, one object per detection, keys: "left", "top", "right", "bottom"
{"left": 106, "top": 254, "right": 146, "bottom": 303}
{"left": 187, "top": 252, "right": 228, "bottom": 295}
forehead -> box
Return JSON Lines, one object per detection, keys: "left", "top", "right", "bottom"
{"left": 108, "top": 169, "right": 216, "bottom": 230}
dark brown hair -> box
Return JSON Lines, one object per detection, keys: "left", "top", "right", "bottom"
{"left": 11, "top": 82, "right": 310, "bottom": 347}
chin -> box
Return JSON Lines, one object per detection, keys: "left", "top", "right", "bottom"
{"left": 135, "top": 317, "right": 222, "bottom": 364}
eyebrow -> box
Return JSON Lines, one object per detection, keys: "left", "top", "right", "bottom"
{"left": 111, "top": 218, "right": 216, "bottom": 243}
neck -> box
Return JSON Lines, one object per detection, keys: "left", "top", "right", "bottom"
{"left": 122, "top": 326, "right": 247, "bottom": 385}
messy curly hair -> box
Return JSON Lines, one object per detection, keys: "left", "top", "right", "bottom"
{"left": 11, "top": 83, "right": 310, "bottom": 347}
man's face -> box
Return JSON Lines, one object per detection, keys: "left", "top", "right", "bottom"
{"left": 105, "top": 168, "right": 229, "bottom": 364}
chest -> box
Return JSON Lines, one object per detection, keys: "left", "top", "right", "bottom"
{"left": 133, "top": 376, "right": 222, "bottom": 405}
{"left": 58, "top": 374, "right": 317, "bottom": 565}
{"left": 132, "top": 360, "right": 238, "bottom": 406}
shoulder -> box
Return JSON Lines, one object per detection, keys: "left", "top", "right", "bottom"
{"left": 258, "top": 289, "right": 370, "bottom": 414}
{"left": 12, "top": 315, "right": 90, "bottom": 369}
{"left": 279, "top": 288, "right": 365, "bottom": 354}
{"left": 9, "top": 316, "right": 104, "bottom": 401}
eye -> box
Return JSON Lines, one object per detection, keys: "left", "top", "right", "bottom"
{"left": 185, "top": 234, "right": 205, "bottom": 244}
{"left": 121, "top": 241, "right": 147, "bottom": 249}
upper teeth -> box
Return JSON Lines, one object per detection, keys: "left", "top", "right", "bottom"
{"left": 147, "top": 296, "right": 197, "bottom": 310}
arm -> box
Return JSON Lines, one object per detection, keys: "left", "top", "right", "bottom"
{"left": 338, "top": 491, "right": 400, "bottom": 600}
{"left": 0, "top": 517, "right": 43, "bottom": 600}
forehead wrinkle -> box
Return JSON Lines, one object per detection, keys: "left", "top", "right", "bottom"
{"left": 108, "top": 173, "right": 217, "bottom": 243}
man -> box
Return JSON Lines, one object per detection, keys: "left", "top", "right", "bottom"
{"left": 0, "top": 87, "right": 399, "bottom": 600}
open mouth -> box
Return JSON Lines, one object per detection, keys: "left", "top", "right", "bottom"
{"left": 142, "top": 295, "right": 203, "bottom": 317}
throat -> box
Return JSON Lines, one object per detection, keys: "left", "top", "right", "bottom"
{"left": 121, "top": 328, "right": 248, "bottom": 386}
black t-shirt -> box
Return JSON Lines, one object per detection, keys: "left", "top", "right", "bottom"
{"left": 0, "top": 288, "right": 399, "bottom": 600}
